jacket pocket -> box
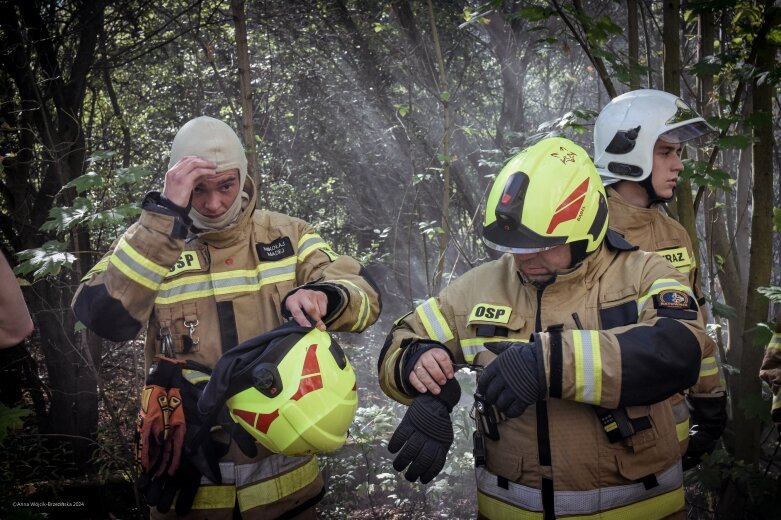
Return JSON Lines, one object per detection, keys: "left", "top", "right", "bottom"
{"left": 154, "top": 302, "right": 201, "bottom": 355}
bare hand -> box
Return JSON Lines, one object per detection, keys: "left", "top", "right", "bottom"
{"left": 162, "top": 156, "right": 218, "bottom": 207}
{"left": 408, "top": 348, "right": 454, "bottom": 395}
{"left": 285, "top": 289, "right": 328, "bottom": 331}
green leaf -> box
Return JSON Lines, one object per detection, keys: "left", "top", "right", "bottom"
{"left": 757, "top": 285, "right": 781, "bottom": 304}
{"left": 0, "top": 403, "right": 31, "bottom": 443}
{"left": 41, "top": 197, "right": 93, "bottom": 232}
{"left": 14, "top": 241, "right": 76, "bottom": 280}
{"left": 716, "top": 134, "right": 752, "bottom": 149}
{"left": 712, "top": 300, "right": 738, "bottom": 319}
{"left": 116, "top": 165, "right": 155, "bottom": 186}
{"left": 773, "top": 208, "right": 781, "bottom": 233}
{"left": 440, "top": 91, "right": 451, "bottom": 103}
{"left": 753, "top": 322, "right": 774, "bottom": 348}
{"left": 691, "top": 56, "right": 725, "bottom": 77}
{"left": 87, "top": 204, "right": 142, "bottom": 228}
{"left": 517, "top": 6, "right": 554, "bottom": 22}
{"left": 63, "top": 172, "right": 104, "bottom": 194}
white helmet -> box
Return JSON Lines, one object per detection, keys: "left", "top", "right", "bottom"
{"left": 594, "top": 89, "right": 714, "bottom": 184}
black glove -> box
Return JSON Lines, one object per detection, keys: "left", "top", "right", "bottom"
{"left": 388, "top": 378, "right": 461, "bottom": 484}
{"left": 681, "top": 394, "right": 727, "bottom": 471}
{"left": 477, "top": 341, "right": 543, "bottom": 418}
{"left": 137, "top": 455, "right": 203, "bottom": 515}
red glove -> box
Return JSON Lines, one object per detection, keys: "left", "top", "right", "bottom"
{"left": 135, "top": 357, "right": 186, "bottom": 476}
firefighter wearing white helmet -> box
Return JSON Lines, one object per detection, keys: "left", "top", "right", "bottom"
{"left": 73, "top": 116, "right": 381, "bottom": 519}
{"left": 594, "top": 89, "right": 727, "bottom": 473}
{"left": 379, "top": 136, "right": 707, "bottom": 518}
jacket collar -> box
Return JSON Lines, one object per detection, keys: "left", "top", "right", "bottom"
{"left": 606, "top": 185, "right": 665, "bottom": 232}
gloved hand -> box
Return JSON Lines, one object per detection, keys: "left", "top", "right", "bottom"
{"left": 681, "top": 394, "right": 727, "bottom": 471}
{"left": 477, "top": 340, "right": 543, "bottom": 418}
{"left": 388, "top": 378, "right": 461, "bottom": 484}
{"left": 137, "top": 455, "right": 204, "bottom": 515}
{"left": 137, "top": 360, "right": 223, "bottom": 515}
{"left": 681, "top": 427, "right": 717, "bottom": 471}
{"left": 135, "top": 357, "right": 186, "bottom": 475}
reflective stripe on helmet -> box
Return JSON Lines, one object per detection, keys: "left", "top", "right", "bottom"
{"left": 475, "top": 464, "right": 684, "bottom": 518}
{"left": 415, "top": 298, "right": 454, "bottom": 344}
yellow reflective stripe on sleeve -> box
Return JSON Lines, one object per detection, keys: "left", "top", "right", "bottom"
{"left": 699, "top": 356, "right": 718, "bottom": 378}
{"left": 676, "top": 417, "right": 690, "bottom": 442}
{"left": 81, "top": 256, "right": 110, "bottom": 281}
{"left": 460, "top": 337, "right": 528, "bottom": 363}
{"left": 415, "top": 298, "right": 454, "bottom": 344}
{"left": 154, "top": 256, "right": 297, "bottom": 305}
{"left": 637, "top": 278, "right": 694, "bottom": 314}
{"left": 110, "top": 237, "right": 169, "bottom": 290}
{"left": 771, "top": 389, "right": 781, "bottom": 413}
{"left": 573, "top": 330, "right": 602, "bottom": 405}
{"left": 383, "top": 348, "right": 402, "bottom": 381}
{"left": 187, "top": 484, "right": 236, "bottom": 509}
{"left": 182, "top": 369, "right": 210, "bottom": 385}
{"left": 768, "top": 333, "right": 781, "bottom": 350}
{"left": 237, "top": 456, "right": 319, "bottom": 510}
{"left": 297, "top": 233, "right": 328, "bottom": 261}
{"left": 332, "top": 279, "right": 370, "bottom": 331}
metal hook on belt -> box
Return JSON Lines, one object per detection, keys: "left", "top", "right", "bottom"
{"left": 184, "top": 319, "right": 200, "bottom": 345}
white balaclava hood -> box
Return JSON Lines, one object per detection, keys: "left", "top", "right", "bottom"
{"left": 167, "top": 116, "right": 249, "bottom": 231}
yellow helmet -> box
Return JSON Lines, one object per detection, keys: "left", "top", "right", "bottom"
{"left": 200, "top": 323, "right": 357, "bottom": 457}
{"left": 482, "top": 137, "right": 608, "bottom": 254}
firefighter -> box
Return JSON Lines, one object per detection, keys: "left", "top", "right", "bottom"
{"left": 759, "top": 306, "right": 781, "bottom": 430}
{"left": 72, "top": 116, "right": 381, "bottom": 519}
{"left": 378, "top": 136, "right": 706, "bottom": 519}
{"left": 594, "top": 89, "right": 728, "bottom": 470}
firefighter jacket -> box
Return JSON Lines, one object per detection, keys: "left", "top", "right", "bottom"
{"left": 379, "top": 231, "right": 705, "bottom": 519}
{"left": 73, "top": 178, "right": 381, "bottom": 519}
{"left": 759, "top": 310, "right": 781, "bottom": 427}
{"left": 607, "top": 186, "right": 726, "bottom": 451}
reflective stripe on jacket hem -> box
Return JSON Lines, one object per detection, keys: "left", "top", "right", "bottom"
{"left": 237, "top": 456, "right": 320, "bottom": 511}
{"left": 476, "top": 463, "right": 683, "bottom": 518}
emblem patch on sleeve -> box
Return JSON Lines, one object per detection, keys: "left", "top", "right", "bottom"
{"left": 257, "top": 237, "right": 294, "bottom": 261}
{"left": 654, "top": 290, "right": 693, "bottom": 310}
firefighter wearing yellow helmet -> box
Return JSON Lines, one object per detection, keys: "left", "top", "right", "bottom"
{"left": 379, "top": 136, "right": 706, "bottom": 518}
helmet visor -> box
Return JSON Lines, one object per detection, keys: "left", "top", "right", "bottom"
{"left": 659, "top": 120, "right": 714, "bottom": 144}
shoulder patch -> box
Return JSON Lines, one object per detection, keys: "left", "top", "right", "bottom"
{"left": 257, "top": 237, "right": 294, "bottom": 261}
{"left": 166, "top": 251, "right": 203, "bottom": 277}
{"left": 468, "top": 303, "right": 512, "bottom": 324}
{"left": 653, "top": 289, "right": 695, "bottom": 310}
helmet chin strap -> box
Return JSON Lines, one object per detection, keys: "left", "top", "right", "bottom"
{"left": 639, "top": 176, "right": 674, "bottom": 206}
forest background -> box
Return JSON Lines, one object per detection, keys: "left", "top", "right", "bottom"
{"left": 0, "top": 0, "right": 780, "bottom": 518}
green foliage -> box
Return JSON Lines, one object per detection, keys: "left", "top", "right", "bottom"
{"left": 0, "top": 404, "right": 32, "bottom": 444}
{"left": 757, "top": 286, "right": 781, "bottom": 304}
{"left": 681, "top": 159, "right": 732, "bottom": 191}
{"left": 712, "top": 300, "right": 738, "bottom": 320}
{"left": 14, "top": 241, "right": 76, "bottom": 281}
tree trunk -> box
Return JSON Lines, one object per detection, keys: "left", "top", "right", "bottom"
{"left": 231, "top": 0, "right": 260, "bottom": 194}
